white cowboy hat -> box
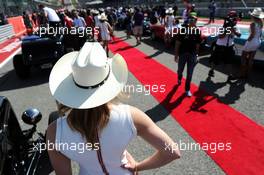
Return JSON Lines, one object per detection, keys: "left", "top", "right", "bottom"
{"left": 166, "top": 8, "right": 174, "bottom": 14}
{"left": 249, "top": 8, "right": 264, "bottom": 19}
{"left": 92, "top": 9, "right": 99, "bottom": 15}
{"left": 49, "top": 42, "right": 128, "bottom": 109}
{"left": 99, "top": 13, "right": 108, "bottom": 21}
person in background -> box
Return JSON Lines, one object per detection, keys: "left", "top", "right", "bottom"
{"left": 85, "top": 9, "right": 95, "bottom": 41}
{"left": 23, "top": 11, "right": 33, "bottom": 29}
{"left": 0, "top": 13, "right": 8, "bottom": 25}
{"left": 173, "top": 5, "right": 178, "bottom": 17}
{"left": 133, "top": 7, "right": 144, "bottom": 45}
{"left": 93, "top": 10, "right": 100, "bottom": 27}
{"left": 239, "top": 8, "right": 264, "bottom": 79}
{"left": 98, "top": 14, "right": 113, "bottom": 57}
{"left": 182, "top": 0, "right": 191, "bottom": 25}
{"left": 38, "top": 4, "right": 61, "bottom": 27}
{"left": 64, "top": 10, "right": 73, "bottom": 28}
{"left": 58, "top": 10, "right": 65, "bottom": 27}
{"left": 85, "top": 9, "right": 94, "bottom": 28}
{"left": 208, "top": 0, "right": 216, "bottom": 24}
{"left": 124, "top": 11, "right": 133, "bottom": 39}
{"left": 72, "top": 9, "right": 87, "bottom": 49}
{"left": 208, "top": 11, "right": 241, "bottom": 81}
{"left": 47, "top": 43, "right": 180, "bottom": 175}
{"left": 72, "top": 9, "right": 86, "bottom": 28}
{"left": 175, "top": 12, "right": 201, "bottom": 97}
{"left": 31, "top": 11, "right": 38, "bottom": 26}
{"left": 164, "top": 8, "right": 175, "bottom": 48}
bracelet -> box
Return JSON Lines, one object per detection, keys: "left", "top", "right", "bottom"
{"left": 134, "top": 163, "right": 138, "bottom": 174}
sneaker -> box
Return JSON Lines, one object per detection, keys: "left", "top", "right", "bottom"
{"left": 186, "top": 91, "right": 192, "bottom": 97}
{"left": 208, "top": 70, "right": 214, "bottom": 77}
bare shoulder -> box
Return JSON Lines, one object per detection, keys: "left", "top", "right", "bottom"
{"left": 46, "top": 121, "right": 57, "bottom": 143}
{"left": 128, "top": 105, "right": 156, "bottom": 134}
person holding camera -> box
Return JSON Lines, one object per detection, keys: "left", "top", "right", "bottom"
{"left": 175, "top": 12, "right": 201, "bottom": 97}
{"left": 239, "top": 8, "right": 264, "bottom": 79}
{"left": 208, "top": 11, "right": 241, "bottom": 82}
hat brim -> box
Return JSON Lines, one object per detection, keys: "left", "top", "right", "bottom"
{"left": 249, "top": 11, "right": 264, "bottom": 19}
{"left": 49, "top": 52, "right": 128, "bottom": 109}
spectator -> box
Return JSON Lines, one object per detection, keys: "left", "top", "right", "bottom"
{"left": 64, "top": 10, "right": 73, "bottom": 28}
{"left": 72, "top": 9, "right": 87, "bottom": 49}
{"left": 208, "top": 11, "right": 241, "bottom": 82}
{"left": 23, "top": 11, "right": 32, "bottom": 29}
{"left": 133, "top": 8, "right": 144, "bottom": 45}
{"left": 85, "top": 9, "right": 94, "bottom": 28}
{"left": 173, "top": 5, "right": 178, "bottom": 17}
{"left": 182, "top": 0, "right": 191, "bottom": 25}
{"left": 208, "top": 0, "right": 216, "bottom": 24}
{"left": 124, "top": 11, "right": 133, "bottom": 39}
{"left": 239, "top": 8, "right": 264, "bottom": 79}
{"left": 92, "top": 10, "right": 100, "bottom": 27}
{"left": 175, "top": 12, "right": 201, "bottom": 97}
{"left": 47, "top": 42, "right": 180, "bottom": 175}
{"left": 31, "top": 11, "right": 38, "bottom": 26}
{"left": 98, "top": 14, "right": 113, "bottom": 57}
{"left": 38, "top": 4, "right": 61, "bottom": 27}
{"left": 164, "top": 8, "right": 175, "bottom": 48}
{"left": 0, "top": 13, "right": 8, "bottom": 25}
{"left": 72, "top": 10, "right": 86, "bottom": 28}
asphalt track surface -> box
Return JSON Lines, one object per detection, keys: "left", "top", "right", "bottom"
{"left": 0, "top": 30, "right": 263, "bottom": 175}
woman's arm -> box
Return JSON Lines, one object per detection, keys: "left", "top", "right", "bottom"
{"left": 46, "top": 122, "right": 72, "bottom": 175}
{"left": 248, "top": 23, "right": 255, "bottom": 41}
{"left": 128, "top": 106, "right": 181, "bottom": 172}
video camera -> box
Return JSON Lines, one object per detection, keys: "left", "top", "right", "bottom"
{"left": 223, "top": 11, "right": 243, "bottom": 28}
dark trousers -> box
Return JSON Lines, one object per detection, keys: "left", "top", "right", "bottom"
{"left": 178, "top": 53, "right": 197, "bottom": 91}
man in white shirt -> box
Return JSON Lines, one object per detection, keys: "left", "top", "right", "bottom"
{"left": 38, "top": 4, "right": 61, "bottom": 27}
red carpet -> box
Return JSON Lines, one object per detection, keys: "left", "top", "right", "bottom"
{"left": 109, "top": 38, "right": 264, "bottom": 175}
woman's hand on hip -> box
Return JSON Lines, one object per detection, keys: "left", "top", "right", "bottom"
{"left": 121, "top": 151, "right": 139, "bottom": 175}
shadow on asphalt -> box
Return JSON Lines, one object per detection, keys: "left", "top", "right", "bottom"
{"left": 141, "top": 36, "right": 264, "bottom": 90}
{"left": 0, "top": 68, "right": 50, "bottom": 92}
{"left": 146, "top": 78, "right": 247, "bottom": 123}
{"left": 198, "top": 58, "right": 264, "bottom": 90}
{"left": 146, "top": 85, "right": 186, "bottom": 122}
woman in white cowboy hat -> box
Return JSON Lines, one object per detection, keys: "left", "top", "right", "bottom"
{"left": 98, "top": 13, "right": 113, "bottom": 57}
{"left": 46, "top": 42, "right": 180, "bottom": 175}
{"left": 240, "top": 8, "right": 264, "bottom": 78}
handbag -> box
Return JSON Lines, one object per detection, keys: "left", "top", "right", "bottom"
{"left": 96, "top": 131, "right": 109, "bottom": 175}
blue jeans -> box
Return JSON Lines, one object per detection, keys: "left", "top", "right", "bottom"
{"left": 178, "top": 53, "right": 197, "bottom": 91}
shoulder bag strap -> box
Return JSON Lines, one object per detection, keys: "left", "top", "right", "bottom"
{"left": 96, "top": 130, "right": 109, "bottom": 175}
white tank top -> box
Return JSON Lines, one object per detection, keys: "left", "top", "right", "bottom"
{"left": 55, "top": 104, "right": 137, "bottom": 175}
{"left": 166, "top": 15, "right": 175, "bottom": 28}
{"left": 251, "top": 23, "right": 262, "bottom": 41}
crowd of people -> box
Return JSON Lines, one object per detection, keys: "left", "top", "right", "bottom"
{"left": 17, "top": 1, "right": 264, "bottom": 175}
{"left": 22, "top": 1, "right": 264, "bottom": 97}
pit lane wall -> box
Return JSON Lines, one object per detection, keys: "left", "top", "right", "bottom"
{"left": 0, "top": 16, "right": 26, "bottom": 43}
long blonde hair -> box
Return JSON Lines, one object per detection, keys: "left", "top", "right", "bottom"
{"left": 56, "top": 101, "right": 110, "bottom": 145}
{"left": 55, "top": 92, "right": 129, "bottom": 145}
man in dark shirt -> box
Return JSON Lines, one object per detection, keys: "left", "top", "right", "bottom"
{"left": 133, "top": 8, "right": 144, "bottom": 45}
{"left": 208, "top": 0, "right": 216, "bottom": 24}
{"left": 175, "top": 12, "right": 201, "bottom": 97}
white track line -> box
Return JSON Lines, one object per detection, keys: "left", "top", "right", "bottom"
{"left": 0, "top": 47, "right": 21, "bottom": 69}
